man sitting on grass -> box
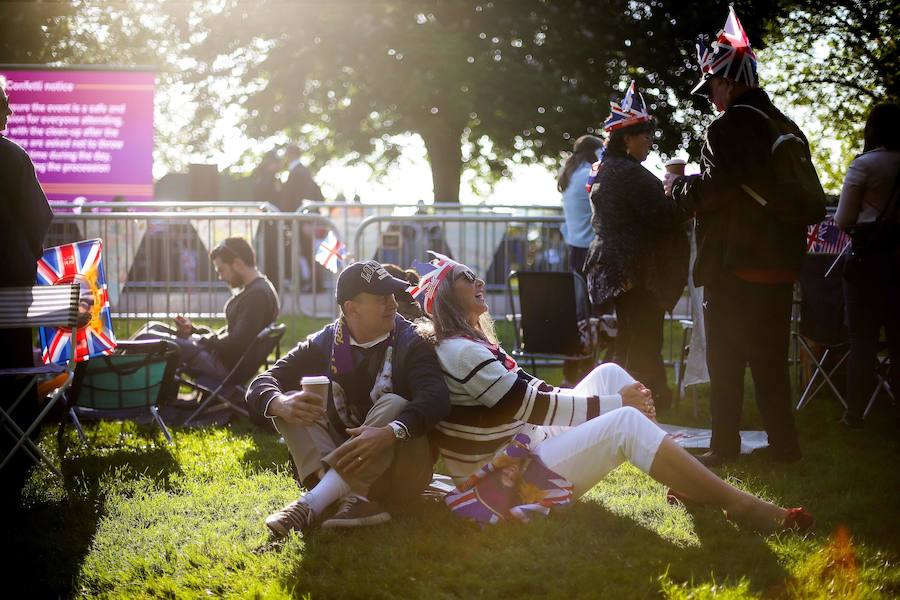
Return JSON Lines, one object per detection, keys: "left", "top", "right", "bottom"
{"left": 246, "top": 260, "right": 449, "bottom": 538}
{"left": 134, "top": 236, "right": 279, "bottom": 383}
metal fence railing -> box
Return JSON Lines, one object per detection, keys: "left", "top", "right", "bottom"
{"left": 303, "top": 201, "right": 563, "bottom": 260}
{"left": 47, "top": 211, "right": 342, "bottom": 344}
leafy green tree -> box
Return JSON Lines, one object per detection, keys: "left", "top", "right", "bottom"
{"left": 179, "top": 0, "right": 783, "bottom": 201}
{"left": 762, "top": 0, "right": 899, "bottom": 191}
{"left": 5, "top": 1, "right": 790, "bottom": 200}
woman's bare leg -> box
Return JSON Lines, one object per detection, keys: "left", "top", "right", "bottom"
{"left": 648, "top": 437, "right": 787, "bottom": 528}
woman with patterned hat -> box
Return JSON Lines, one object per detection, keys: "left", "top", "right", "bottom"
{"left": 412, "top": 252, "right": 812, "bottom": 531}
{"left": 583, "top": 81, "right": 689, "bottom": 412}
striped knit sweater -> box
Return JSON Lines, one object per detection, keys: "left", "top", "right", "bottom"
{"left": 433, "top": 336, "right": 623, "bottom": 483}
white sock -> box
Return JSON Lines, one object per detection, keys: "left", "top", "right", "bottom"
{"left": 300, "top": 468, "right": 351, "bottom": 516}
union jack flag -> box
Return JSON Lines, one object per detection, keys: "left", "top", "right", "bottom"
{"left": 36, "top": 239, "right": 117, "bottom": 364}
{"left": 315, "top": 231, "right": 348, "bottom": 274}
{"left": 585, "top": 151, "right": 606, "bottom": 194}
{"left": 408, "top": 251, "right": 460, "bottom": 316}
{"left": 445, "top": 433, "right": 574, "bottom": 525}
{"left": 806, "top": 218, "right": 850, "bottom": 254}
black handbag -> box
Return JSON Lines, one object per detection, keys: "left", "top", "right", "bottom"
{"left": 843, "top": 169, "right": 900, "bottom": 284}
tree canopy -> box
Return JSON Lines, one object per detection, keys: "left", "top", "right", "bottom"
{"left": 179, "top": 0, "right": 782, "bottom": 201}
{"left": 763, "top": 0, "right": 899, "bottom": 190}
{"left": 6, "top": 1, "right": 894, "bottom": 199}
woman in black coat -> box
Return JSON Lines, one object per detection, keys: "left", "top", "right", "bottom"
{"left": 584, "top": 82, "right": 689, "bottom": 410}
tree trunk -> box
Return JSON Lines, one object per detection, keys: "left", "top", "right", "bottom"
{"left": 420, "top": 125, "right": 463, "bottom": 204}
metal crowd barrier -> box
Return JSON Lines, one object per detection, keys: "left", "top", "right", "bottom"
{"left": 47, "top": 211, "right": 341, "bottom": 345}
{"left": 302, "top": 201, "right": 563, "bottom": 258}
{"left": 49, "top": 200, "right": 277, "bottom": 213}
{"left": 352, "top": 212, "right": 694, "bottom": 364}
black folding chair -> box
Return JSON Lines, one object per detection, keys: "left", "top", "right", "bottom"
{"left": 0, "top": 284, "right": 80, "bottom": 477}
{"left": 183, "top": 323, "right": 286, "bottom": 425}
{"left": 794, "top": 254, "right": 850, "bottom": 411}
{"left": 506, "top": 271, "right": 603, "bottom": 374}
{"left": 64, "top": 339, "right": 180, "bottom": 444}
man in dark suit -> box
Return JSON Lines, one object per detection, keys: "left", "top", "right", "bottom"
{"left": 0, "top": 77, "right": 54, "bottom": 500}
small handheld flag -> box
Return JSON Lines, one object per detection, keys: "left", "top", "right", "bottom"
{"left": 315, "top": 231, "right": 348, "bottom": 274}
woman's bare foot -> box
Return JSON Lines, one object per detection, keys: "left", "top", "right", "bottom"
{"left": 723, "top": 494, "right": 789, "bottom": 532}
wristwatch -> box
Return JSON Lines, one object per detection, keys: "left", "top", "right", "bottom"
{"left": 388, "top": 420, "right": 410, "bottom": 442}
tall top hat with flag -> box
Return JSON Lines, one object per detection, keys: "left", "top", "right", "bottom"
{"left": 692, "top": 6, "right": 758, "bottom": 96}
{"left": 602, "top": 80, "right": 652, "bottom": 133}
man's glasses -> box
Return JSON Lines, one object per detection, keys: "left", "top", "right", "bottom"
{"left": 454, "top": 270, "right": 478, "bottom": 283}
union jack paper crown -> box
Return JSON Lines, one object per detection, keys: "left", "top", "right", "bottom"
{"left": 36, "top": 239, "right": 117, "bottom": 364}
{"left": 692, "top": 6, "right": 758, "bottom": 96}
{"left": 408, "top": 251, "right": 461, "bottom": 316}
{"left": 602, "top": 80, "right": 652, "bottom": 133}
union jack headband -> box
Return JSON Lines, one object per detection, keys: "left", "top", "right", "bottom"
{"left": 407, "top": 251, "right": 463, "bottom": 316}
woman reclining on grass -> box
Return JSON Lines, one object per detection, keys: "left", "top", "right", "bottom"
{"left": 413, "top": 253, "right": 812, "bottom": 531}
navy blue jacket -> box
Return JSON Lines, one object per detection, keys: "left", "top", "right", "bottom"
{"left": 245, "top": 315, "right": 449, "bottom": 439}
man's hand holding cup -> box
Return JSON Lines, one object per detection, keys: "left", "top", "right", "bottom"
{"left": 269, "top": 376, "right": 330, "bottom": 425}
{"left": 663, "top": 158, "right": 686, "bottom": 197}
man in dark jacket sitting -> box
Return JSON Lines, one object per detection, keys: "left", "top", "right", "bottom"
{"left": 134, "top": 237, "right": 280, "bottom": 382}
{"left": 665, "top": 8, "right": 824, "bottom": 466}
{"left": 246, "top": 260, "right": 450, "bottom": 538}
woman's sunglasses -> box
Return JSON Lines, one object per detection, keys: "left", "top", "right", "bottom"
{"left": 454, "top": 270, "right": 478, "bottom": 283}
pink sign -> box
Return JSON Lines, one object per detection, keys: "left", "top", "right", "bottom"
{"left": 1, "top": 68, "right": 154, "bottom": 201}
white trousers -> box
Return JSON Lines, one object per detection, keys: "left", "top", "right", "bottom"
{"left": 531, "top": 363, "right": 668, "bottom": 498}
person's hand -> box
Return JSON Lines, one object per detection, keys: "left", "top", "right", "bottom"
{"left": 333, "top": 425, "right": 396, "bottom": 475}
{"left": 663, "top": 172, "right": 679, "bottom": 197}
{"left": 268, "top": 391, "right": 326, "bottom": 425}
{"left": 174, "top": 315, "right": 193, "bottom": 338}
{"left": 619, "top": 382, "right": 657, "bottom": 421}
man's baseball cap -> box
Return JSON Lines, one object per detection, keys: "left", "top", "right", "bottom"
{"left": 336, "top": 260, "right": 410, "bottom": 304}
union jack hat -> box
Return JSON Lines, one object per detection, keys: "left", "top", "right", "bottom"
{"left": 692, "top": 6, "right": 758, "bottom": 96}
{"left": 602, "top": 81, "right": 652, "bottom": 133}
{"left": 408, "top": 251, "right": 462, "bottom": 316}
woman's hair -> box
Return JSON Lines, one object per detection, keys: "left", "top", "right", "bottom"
{"left": 603, "top": 120, "right": 655, "bottom": 158}
{"left": 381, "top": 263, "right": 424, "bottom": 321}
{"left": 419, "top": 268, "right": 497, "bottom": 344}
{"left": 863, "top": 103, "right": 900, "bottom": 153}
{"left": 557, "top": 135, "right": 604, "bottom": 192}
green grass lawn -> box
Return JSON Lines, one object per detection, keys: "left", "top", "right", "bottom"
{"left": 7, "top": 319, "right": 900, "bottom": 598}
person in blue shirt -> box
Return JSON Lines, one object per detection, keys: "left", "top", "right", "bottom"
{"left": 558, "top": 134, "right": 604, "bottom": 278}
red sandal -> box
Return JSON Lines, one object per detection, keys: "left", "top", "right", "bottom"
{"left": 781, "top": 507, "right": 814, "bottom": 532}
{"left": 665, "top": 488, "right": 697, "bottom": 507}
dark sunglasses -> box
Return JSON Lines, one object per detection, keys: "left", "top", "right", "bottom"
{"left": 454, "top": 270, "right": 478, "bottom": 283}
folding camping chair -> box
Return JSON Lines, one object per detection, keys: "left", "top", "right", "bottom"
{"left": 0, "top": 284, "right": 80, "bottom": 478}
{"left": 506, "top": 271, "right": 606, "bottom": 374}
{"left": 794, "top": 253, "right": 850, "bottom": 411}
{"left": 64, "top": 339, "right": 180, "bottom": 443}
{"left": 182, "top": 323, "right": 286, "bottom": 425}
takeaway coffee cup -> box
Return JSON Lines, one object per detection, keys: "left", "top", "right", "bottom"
{"left": 665, "top": 158, "right": 686, "bottom": 176}
{"left": 301, "top": 375, "right": 330, "bottom": 407}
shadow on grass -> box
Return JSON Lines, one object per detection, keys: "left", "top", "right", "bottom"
{"left": 280, "top": 497, "right": 788, "bottom": 599}
{"left": 7, "top": 424, "right": 181, "bottom": 598}
{"left": 233, "top": 422, "right": 296, "bottom": 477}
